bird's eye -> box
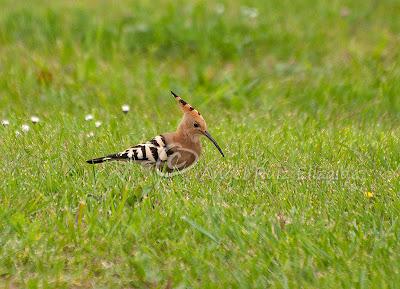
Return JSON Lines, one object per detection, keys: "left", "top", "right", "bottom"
{"left": 193, "top": 122, "right": 200, "bottom": 128}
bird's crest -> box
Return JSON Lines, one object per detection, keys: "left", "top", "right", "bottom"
{"left": 171, "top": 91, "right": 202, "bottom": 117}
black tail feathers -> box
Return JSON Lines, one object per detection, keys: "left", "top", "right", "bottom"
{"left": 86, "top": 155, "right": 114, "bottom": 164}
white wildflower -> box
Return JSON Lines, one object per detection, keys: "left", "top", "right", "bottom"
{"left": 85, "top": 114, "right": 94, "bottom": 121}
{"left": 95, "top": 121, "right": 102, "bottom": 128}
{"left": 122, "top": 104, "right": 130, "bottom": 113}
{"left": 86, "top": 131, "right": 95, "bottom": 138}
{"left": 15, "top": 130, "right": 21, "bottom": 136}
{"left": 21, "top": 124, "right": 30, "bottom": 132}
{"left": 1, "top": 119, "right": 9, "bottom": 126}
{"left": 31, "top": 116, "right": 40, "bottom": 124}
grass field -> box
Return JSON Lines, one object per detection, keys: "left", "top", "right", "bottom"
{"left": 0, "top": 0, "right": 399, "bottom": 288}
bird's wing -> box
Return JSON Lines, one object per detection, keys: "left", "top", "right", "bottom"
{"left": 114, "top": 135, "right": 172, "bottom": 165}
{"left": 86, "top": 135, "right": 175, "bottom": 166}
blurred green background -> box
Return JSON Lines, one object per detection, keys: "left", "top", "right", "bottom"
{"left": 1, "top": 0, "right": 399, "bottom": 119}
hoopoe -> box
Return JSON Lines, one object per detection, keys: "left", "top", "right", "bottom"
{"left": 86, "top": 91, "right": 224, "bottom": 173}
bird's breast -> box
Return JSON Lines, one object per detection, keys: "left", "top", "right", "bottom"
{"left": 161, "top": 141, "right": 201, "bottom": 171}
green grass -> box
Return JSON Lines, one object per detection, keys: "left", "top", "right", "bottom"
{"left": 0, "top": 0, "right": 399, "bottom": 288}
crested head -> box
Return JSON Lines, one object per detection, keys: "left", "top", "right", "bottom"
{"left": 171, "top": 91, "right": 207, "bottom": 135}
{"left": 171, "top": 91, "right": 202, "bottom": 117}
{"left": 171, "top": 91, "right": 224, "bottom": 157}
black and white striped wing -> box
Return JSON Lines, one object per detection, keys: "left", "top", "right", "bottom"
{"left": 86, "top": 135, "right": 173, "bottom": 165}
{"left": 113, "top": 135, "right": 170, "bottom": 165}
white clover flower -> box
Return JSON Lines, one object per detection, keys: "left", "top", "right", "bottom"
{"left": 215, "top": 3, "right": 225, "bottom": 14}
{"left": 31, "top": 116, "right": 40, "bottom": 124}
{"left": 122, "top": 104, "right": 130, "bottom": 113}
{"left": 85, "top": 114, "right": 94, "bottom": 121}
{"left": 86, "top": 131, "right": 95, "bottom": 138}
{"left": 95, "top": 121, "right": 102, "bottom": 128}
{"left": 241, "top": 6, "right": 259, "bottom": 19}
{"left": 21, "top": 124, "right": 30, "bottom": 132}
{"left": 1, "top": 119, "right": 9, "bottom": 126}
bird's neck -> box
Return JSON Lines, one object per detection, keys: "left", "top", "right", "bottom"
{"left": 175, "top": 128, "right": 201, "bottom": 144}
{"left": 166, "top": 129, "right": 201, "bottom": 167}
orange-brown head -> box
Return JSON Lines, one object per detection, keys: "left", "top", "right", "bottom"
{"left": 171, "top": 91, "right": 224, "bottom": 157}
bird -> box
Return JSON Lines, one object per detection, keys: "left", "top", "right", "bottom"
{"left": 86, "top": 91, "right": 224, "bottom": 174}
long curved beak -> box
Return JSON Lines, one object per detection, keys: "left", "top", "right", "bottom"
{"left": 203, "top": 131, "right": 225, "bottom": 157}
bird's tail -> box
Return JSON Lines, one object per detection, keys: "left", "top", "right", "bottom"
{"left": 86, "top": 154, "right": 120, "bottom": 164}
